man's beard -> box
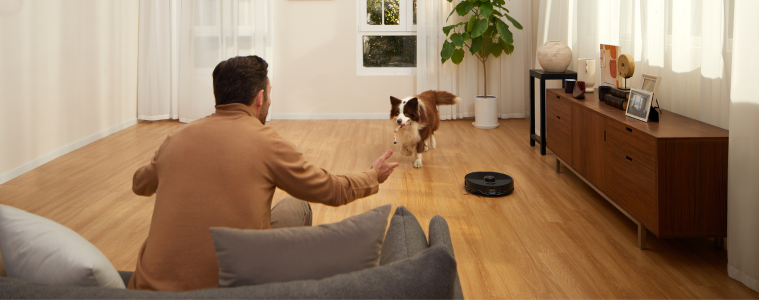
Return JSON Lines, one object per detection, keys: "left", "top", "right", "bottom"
{"left": 258, "top": 94, "right": 270, "bottom": 125}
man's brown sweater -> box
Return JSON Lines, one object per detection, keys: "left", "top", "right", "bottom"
{"left": 127, "top": 103, "right": 379, "bottom": 291}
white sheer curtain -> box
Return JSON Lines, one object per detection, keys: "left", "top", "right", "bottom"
{"left": 417, "top": 0, "right": 533, "bottom": 120}
{"left": 138, "top": 0, "right": 273, "bottom": 123}
{"left": 728, "top": 0, "right": 759, "bottom": 293}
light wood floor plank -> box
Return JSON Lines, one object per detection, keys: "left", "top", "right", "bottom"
{"left": 0, "top": 118, "right": 756, "bottom": 299}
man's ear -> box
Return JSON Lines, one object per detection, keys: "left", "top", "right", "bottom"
{"left": 253, "top": 89, "right": 265, "bottom": 108}
{"left": 406, "top": 97, "right": 418, "bottom": 108}
{"left": 390, "top": 96, "right": 402, "bottom": 106}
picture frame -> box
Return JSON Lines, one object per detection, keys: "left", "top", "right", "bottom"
{"left": 625, "top": 88, "right": 654, "bottom": 122}
{"left": 639, "top": 74, "right": 661, "bottom": 103}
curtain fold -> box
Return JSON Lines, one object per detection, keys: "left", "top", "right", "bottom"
{"left": 727, "top": 0, "right": 759, "bottom": 293}
{"left": 138, "top": 0, "right": 273, "bottom": 123}
{"left": 416, "top": 0, "right": 532, "bottom": 120}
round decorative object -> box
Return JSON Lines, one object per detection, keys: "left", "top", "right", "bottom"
{"left": 617, "top": 54, "right": 635, "bottom": 78}
{"left": 537, "top": 41, "right": 572, "bottom": 73}
{"left": 577, "top": 58, "right": 596, "bottom": 92}
{"left": 464, "top": 172, "right": 514, "bottom": 197}
{"left": 473, "top": 96, "right": 499, "bottom": 129}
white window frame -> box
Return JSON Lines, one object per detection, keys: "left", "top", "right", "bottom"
{"left": 357, "top": 0, "right": 417, "bottom": 76}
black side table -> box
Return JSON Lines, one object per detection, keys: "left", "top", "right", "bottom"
{"left": 529, "top": 69, "right": 577, "bottom": 155}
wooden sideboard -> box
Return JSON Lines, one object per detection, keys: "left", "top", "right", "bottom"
{"left": 545, "top": 89, "right": 728, "bottom": 249}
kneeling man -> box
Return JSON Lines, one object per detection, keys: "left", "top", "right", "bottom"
{"left": 128, "top": 56, "right": 399, "bottom": 291}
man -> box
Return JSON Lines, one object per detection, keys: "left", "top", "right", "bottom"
{"left": 128, "top": 56, "right": 399, "bottom": 291}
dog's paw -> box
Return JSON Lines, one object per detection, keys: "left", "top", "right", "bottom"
{"left": 424, "top": 145, "right": 429, "bottom": 152}
{"left": 413, "top": 158, "right": 423, "bottom": 168}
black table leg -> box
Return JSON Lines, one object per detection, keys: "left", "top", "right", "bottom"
{"left": 529, "top": 76, "right": 535, "bottom": 147}
{"left": 540, "top": 79, "right": 546, "bottom": 155}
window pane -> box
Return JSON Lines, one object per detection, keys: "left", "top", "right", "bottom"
{"left": 363, "top": 36, "right": 417, "bottom": 68}
{"left": 384, "top": 0, "right": 399, "bottom": 25}
{"left": 367, "top": 0, "right": 382, "bottom": 25}
{"left": 413, "top": 0, "right": 417, "bottom": 25}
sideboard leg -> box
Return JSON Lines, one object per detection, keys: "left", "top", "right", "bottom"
{"left": 714, "top": 237, "right": 725, "bottom": 249}
{"left": 556, "top": 159, "right": 561, "bottom": 173}
{"left": 638, "top": 224, "right": 647, "bottom": 250}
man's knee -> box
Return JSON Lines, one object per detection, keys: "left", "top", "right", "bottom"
{"left": 271, "top": 197, "right": 312, "bottom": 228}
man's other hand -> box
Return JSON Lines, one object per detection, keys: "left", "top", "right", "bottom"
{"left": 371, "top": 150, "right": 400, "bottom": 183}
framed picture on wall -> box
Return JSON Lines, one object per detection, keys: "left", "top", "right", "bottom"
{"left": 625, "top": 88, "right": 654, "bottom": 122}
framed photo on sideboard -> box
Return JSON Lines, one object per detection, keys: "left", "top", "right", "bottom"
{"left": 626, "top": 88, "right": 654, "bottom": 122}
{"left": 640, "top": 74, "right": 661, "bottom": 103}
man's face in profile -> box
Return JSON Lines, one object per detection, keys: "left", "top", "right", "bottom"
{"left": 258, "top": 80, "right": 271, "bottom": 125}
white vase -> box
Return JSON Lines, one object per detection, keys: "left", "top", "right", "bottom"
{"left": 473, "top": 96, "right": 499, "bottom": 129}
{"left": 537, "top": 41, "right": 572, "bottom": 73}
{"left": 577, "top": 58, "right": 596, "bottom": 92}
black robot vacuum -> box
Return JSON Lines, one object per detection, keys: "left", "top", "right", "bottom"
{"left": 464, "top": 172, "right": 514, "bottom": 197}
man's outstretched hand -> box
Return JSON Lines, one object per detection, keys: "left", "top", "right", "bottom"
{"left": 371, "top": 150, "right": 400, "bottom": 183}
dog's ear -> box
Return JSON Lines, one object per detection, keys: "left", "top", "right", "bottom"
{"left": 390, "top": 96, "right": 402, "bottom": 106}
{"left": 406, "top": 97, "right": 419, "bottom": 108}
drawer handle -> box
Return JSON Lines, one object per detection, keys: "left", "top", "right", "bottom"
{"left": 557, "top": 95, "right": 560, "bottom": 99}
{"left": 626, "top": 156, "right": 633, "bottom": 162}
{"left": 626, "top": 127, "right": 633, "bottom": 132}
{"left": 557, "top": 116, "right": 561, "bottom": 119}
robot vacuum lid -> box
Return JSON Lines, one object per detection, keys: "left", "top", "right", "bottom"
{"left": 464, "top": 171, "right": 514, "bottom": 197}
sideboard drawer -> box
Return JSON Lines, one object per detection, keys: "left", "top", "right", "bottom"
{"left": 546, "top": 93, "right": 573, "bottom": 164}
{"left": 605, "top": 149, "right": 658, "bottom": 231}
{"left": 606, "top": 120, "right": 657, "bottom": 172}
{"left": 547, "top": 92, "right": 572, "bottom": 121}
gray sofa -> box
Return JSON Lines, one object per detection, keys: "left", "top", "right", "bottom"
{"left": 0, "top": 206, "right": 464, "bottom": 299}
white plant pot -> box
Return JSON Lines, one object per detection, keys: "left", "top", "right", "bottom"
{"left": 537, "top": 41, "right": 572, "bottom": 73}
{"left": 473, "top": 96, "right": 499, "bottom": 129}
{"left": 577, "top": 58, "right": 596, "bottom": 92}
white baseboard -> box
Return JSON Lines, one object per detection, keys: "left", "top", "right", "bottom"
{"left": 0, "top": 119, "right": 139, "bottom": 185}
{"left": 138, "top": 114, "right": 172, "bottom": 121}
{"left": 500, "top": 113, "right": 527, "bottom": 119}
{"left": 271, "top": 113, "right": 389, "bottom": 120}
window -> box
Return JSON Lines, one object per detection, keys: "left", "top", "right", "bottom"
{"left": 357, "top": 0, "right": 417, "bottom": 76}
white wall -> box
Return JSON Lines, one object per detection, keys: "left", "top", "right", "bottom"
{"left": 271, "top": 0, "right": 415, "bottom": 119}
{"left": 0, "top": 0, "right": 139, "bottom": 183}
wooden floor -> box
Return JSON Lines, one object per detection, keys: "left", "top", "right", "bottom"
{"left": 1, "top": 118, "right": 757, "bottom": 299}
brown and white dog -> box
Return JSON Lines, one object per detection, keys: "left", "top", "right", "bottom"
{"left": 390, "top": 90, "right": 461, "bottom": 168}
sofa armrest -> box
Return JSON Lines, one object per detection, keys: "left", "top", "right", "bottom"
{"left": 429, "top": 216, "right": 464, "bottom": 300}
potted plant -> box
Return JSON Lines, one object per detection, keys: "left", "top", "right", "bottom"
{"left": 441, "top": 0, "right": 522, "bottom": 129}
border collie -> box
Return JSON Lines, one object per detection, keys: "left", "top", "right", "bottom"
{"left": 390, "top": 90, "right": 461, "bottom": 168}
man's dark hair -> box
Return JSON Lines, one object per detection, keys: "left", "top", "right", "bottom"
{"left": 212, "top": 56, "right": 268, "bottom": 106}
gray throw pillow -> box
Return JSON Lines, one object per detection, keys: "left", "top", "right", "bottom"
{"left": 0, "top": 204, "right": 125, "bottom": 289}
{"left": 210, "top": 204, "right": 391, "bottom": 287}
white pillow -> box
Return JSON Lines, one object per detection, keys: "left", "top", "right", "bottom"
{"left": 0, "top": 204, "right": 125, "bottom": 288}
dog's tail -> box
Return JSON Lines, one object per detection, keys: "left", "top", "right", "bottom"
{"left": 419, "top": 90, "right": 461, "bottom": 106}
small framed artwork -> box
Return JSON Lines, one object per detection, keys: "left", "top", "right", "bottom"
{"left": 625, "top": 88, "right": 654, "bottom": 122}
{"left": 640, "top": 74, "right": 661, "bottom": 102}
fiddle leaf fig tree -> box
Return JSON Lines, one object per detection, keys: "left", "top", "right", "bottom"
{"left": 441, "top": 0, "right": 523, "bottom": 97}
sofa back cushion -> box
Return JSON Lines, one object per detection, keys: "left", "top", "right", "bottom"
{"left": 0, "top": 204, "right": 125, "bottom": 289}
{"left": 210, "top": 204, "right": 391, "bottom": 287}
{"left": 0, "top": 245, "right": 457, "bottom": 299}
{"left": 379, "top": 206, "right": 429, "bottom": 265}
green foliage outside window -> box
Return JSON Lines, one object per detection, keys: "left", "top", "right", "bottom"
{"left": 363, "top": 36, "right": 417, "bottom": 68}
{"left": 367, "top": 0, "right": 400, "bottom": 25}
